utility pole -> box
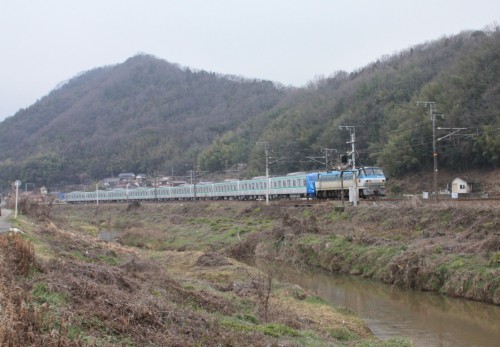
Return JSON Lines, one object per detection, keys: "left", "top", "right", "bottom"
{"left": 154, "top": 171, "right": 158, "bottom": 203}
{"left": 257, "top": 142, "right": 270, "bottom": 205}
{"left": 417, "top": 101, "right": 438, "bottom": 202}
{"left": 339, "top": 126, "right": 356, "bottom": 170}
{"left": 339, "top": 126, "right": 357, "bottom": 205}
{"left": 191, "top": 168, "right": 198, "bottom": 201}
{"left": 321, "top": 148, "right": 337, "bottom": 170}
{"left": 14, "top": 180, "right": 21, "bottom": 218}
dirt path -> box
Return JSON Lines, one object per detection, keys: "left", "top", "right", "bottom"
{"left": 0, "top": 208, "right": 12, "bottom": 233}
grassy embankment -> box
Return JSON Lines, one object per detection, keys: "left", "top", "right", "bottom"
{"left": 61, "top": 200, "right": 498, "bottom": 304}
{"left": 247, "top": 201, "right": 499, "bottom": 305}
{"left": 0, "top": 201, "right": 416, "bottom": 346}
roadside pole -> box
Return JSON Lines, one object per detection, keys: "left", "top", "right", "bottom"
{"left": 14, "top": 180, "right": 21, "bottom": 218}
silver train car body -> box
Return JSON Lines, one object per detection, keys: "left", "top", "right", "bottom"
{"left": 65, "top": 167, "right": 386, "bottom": 203}
{"left": 65, "top": 172, "right": 308, "bottom": 203}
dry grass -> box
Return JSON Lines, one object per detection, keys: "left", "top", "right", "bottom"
{"left": 0, "top": 233, "right": 79, "bottom": 346}
{"left": 0, "top": 204, "right": 380, "bottom": 346}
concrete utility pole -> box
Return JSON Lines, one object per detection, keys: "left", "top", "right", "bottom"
{"left": 339, "top": 126, "right": 356, "bottom": 169}
{"left": 14, "top": 180, "right": 21, "bottom": 218}
{"left": 339, "top": 126, "right": 357, "bottom": 205}
{"left": 188, "top": 168, "right": 197, "bottom": 201}
{"left": 417, "top": 101, "right": 438, "bottom": 202}
{"left": 257, "top": 142, "right": 270, "bottom": 205}
{"left": 154, "top": 171, "right": 158, "bottom": 203}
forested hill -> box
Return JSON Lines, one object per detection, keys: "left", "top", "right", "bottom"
{"left": 1, "top": 28, "right": 499, "bottom": 189}
{"left": 217, "top": 27, "right": 499, "bottom": 178}
{"left": 0, "top": 55, "right": 286, "bottom": 187}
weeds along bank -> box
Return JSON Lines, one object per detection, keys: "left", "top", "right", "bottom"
{"left": 51, "top": 201, "right": 499, "bottom": 305}
{"left": 1, "top": 203, "right": 416, "bottom": 347}
{"left": 230, "top": 201, "right": 500, "bottom": 305}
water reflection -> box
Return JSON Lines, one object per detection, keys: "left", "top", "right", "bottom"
{"left": 253, "top": 260, "right": 500, "bottom": 347}
{"left": 98, "top": 230, "right": 120, "bottom": 242}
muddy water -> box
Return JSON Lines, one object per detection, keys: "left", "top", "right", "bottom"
{"left": 98, "top": 230, "right": 120, "bottom": 242}
{"left": 257, "top": 261, "right": 500, "bottom": 347}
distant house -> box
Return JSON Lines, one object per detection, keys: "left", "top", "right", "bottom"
{"left": 136, "top": 174, "right": 148, "bottom": 183}
{"left": 451, "top": 177, "right": 472, "bottom": 195}
{"left": 118, "top": 173, "right": 135, "bottom": 181}
{"left": 103, "top": 177, "right": 120, "bottom": 188}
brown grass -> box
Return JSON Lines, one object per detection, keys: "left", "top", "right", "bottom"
{"left": 0, "top": 233, "right": 79, "bottom": 346}
{"left": 0, "top": 206, "right": 378, "bottom": 346}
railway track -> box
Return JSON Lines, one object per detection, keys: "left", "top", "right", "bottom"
{"left": 273, "top": 197, "right": 500, "bottom": 207}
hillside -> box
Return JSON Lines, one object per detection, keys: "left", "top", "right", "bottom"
{"left": 0, "top": 55, "right": 285, "bottom": 187}
{"left": 0, "top": 28, "right": 499, "bottom": 189}
{"left": 234, "top": 28, "right": 500, "bottom": 177}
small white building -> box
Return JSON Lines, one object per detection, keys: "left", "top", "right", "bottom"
{"left": 451, "top": 177, "right": 472, "bottom": 194}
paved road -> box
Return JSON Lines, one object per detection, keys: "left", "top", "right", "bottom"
{"left": 0, "top": 208, "right": 12, "bottom": 233}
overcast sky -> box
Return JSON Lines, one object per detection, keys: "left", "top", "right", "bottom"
{"left": 1, "top": 0, "right": 499, "bottom": 121}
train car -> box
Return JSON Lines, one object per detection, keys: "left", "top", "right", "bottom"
{"left": 269, "top": 172, "right": 307, "bottom": 200}
{"left": 65, "top": 167, "right": 384, "bottom": 203}
{"left": 309, "top": 166, "right": 385, "bottom": 199}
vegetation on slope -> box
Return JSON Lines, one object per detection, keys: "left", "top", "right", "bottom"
{"left": 236, "top": 28, "right": 500, "bottom": 177}
{"left": 244, "top": 202, "right": 499, "bottom": 304}
{"left": 1, "top": 202, "right": 417, "bottom": 346}
{"left": 0, "top": 55, "right": 284, "bottom": 188}
{"left": 49, "top": 201, "right": 499, "bottom": 304}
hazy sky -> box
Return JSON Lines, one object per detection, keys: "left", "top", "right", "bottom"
{"left": 1, "top": 0, "right": 499, "bottom": 121}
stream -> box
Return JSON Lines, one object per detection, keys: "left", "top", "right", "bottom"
{"left": 255, "top": 261, "right": 500, "bottom": 347}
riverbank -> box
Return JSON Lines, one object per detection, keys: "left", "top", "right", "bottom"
{"left": 51, "top": 201, "right": 499, "bottom": 304}
{"left": 2, "top": 200, "right": 497, "bottom": 345}
{"left": 233, "top": 201, "right": 499, "bottom": 304}
{"left": 1, "top": 203, "right": 413, "bottom": 346}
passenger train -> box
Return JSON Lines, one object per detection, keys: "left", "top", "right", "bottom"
{"left": 65, "top": 167, "right": 385, "bottom": 203}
